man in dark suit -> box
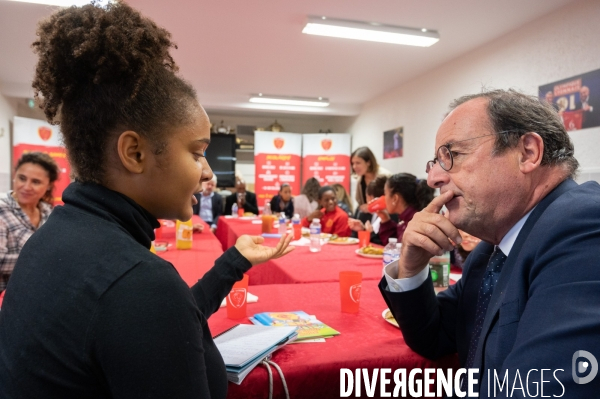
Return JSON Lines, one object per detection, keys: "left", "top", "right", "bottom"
{"left": 224, "top": 179, "right": 259, "bottom": 216}
{"left": 192, "top": 175, "right": 222, "bottom": 233}
{"left": 380, "top": 90, "right": 600, "bottom": 397}
{"left": 577, "top": 86, "right": 600, "bottom": 129}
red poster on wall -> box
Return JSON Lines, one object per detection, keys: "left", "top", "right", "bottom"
{"left": 302, "top": 134, "right": 351, "bottom": 193}
{"left": 13, "top": 117, "right": 71, "bottom": 204}
{"left": 254, "top": 132, "right": 302, "bottom": 209}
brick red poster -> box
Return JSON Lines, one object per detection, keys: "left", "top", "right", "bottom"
{"left": 13, "top": 117, "right": 71, "bottom": 204}
{"left": 254, "top": 132, "right": 302, "bottom": 209}
{"left": 302, "top": 134, "right": 351, "bottom": 193}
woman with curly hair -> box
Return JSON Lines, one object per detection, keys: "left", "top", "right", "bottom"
{"left": 0, "top": 152, "right": 59, "bottom": 292}
{"left": 292, "top": 177, "right": 321, "bottom": 219}
{"left": 0, "top": 3, "right": 293, "bottom": 398}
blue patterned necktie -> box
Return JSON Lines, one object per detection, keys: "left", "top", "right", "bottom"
{"left": 465, "top": 247, "right": 507, "bottom": 368}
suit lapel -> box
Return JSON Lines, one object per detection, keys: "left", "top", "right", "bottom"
{"left": 472, "top": 179, "right": 577, "bottom": 369}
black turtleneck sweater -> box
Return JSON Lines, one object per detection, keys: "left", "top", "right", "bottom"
{"left": 0, "top": 182, "right": 251, "bottom": 399}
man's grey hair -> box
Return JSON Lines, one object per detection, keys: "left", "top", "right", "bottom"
{"left": 449, "top": 89, "right": 579, "bottom": 179}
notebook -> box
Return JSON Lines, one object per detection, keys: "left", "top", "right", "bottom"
{"left": 213, "top": 324, "right": 297, "bottom": 384}
{"left": 251, "top": 311, "right": 340, "bottom": 340}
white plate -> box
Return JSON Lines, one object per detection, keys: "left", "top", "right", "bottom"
{"left": 239, "top": 216, "right": 257, "bottom": 220}
{"left": 355, "top": 248, "right": 383, "bottom": 259}
{"left": 382, "top": 308, "right": 399, "bottom": 328}
{"left": 329, "top": 237, "right": 359, "bottom": 245}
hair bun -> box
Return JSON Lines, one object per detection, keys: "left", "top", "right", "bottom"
{"left": 32, "top": 2, "right": 177, "bottom": 123}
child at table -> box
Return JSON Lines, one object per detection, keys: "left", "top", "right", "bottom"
{"left": 302, "top": 186, "right": 352, "bottom": 237}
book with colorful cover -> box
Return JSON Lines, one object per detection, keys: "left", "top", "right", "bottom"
{"left": 252, "top": 311, "right": 340, "bottom": 340}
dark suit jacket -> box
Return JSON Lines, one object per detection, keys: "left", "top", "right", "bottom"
{"left": 224, "top": 191, "right": 259, "bottom": 216}
{"left": 379, "top": 179, "right": 600, "bottom": 397}
{"left": 576, "top": 99, "right": 600, "bottom": 129}
{"left": 269, "top": 195, "right": 294, "bottom": 219}
{"left": 192, "top": 192, "right": 223, "bottom": 226}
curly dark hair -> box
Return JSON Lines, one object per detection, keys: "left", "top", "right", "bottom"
{"left": 387, "top": 173, "right": 434, "bottom": 211}
{"left": 31, "top": 1, "right": 197, "bottom": 184}
{"left": 301, "top": 177, "right": 321, "bottom": 202}
{"left": 450, "top": 89, "right": 578, "bottom": 178}
{"left": 15, "top": 152, "right": 60, "bottom": 204}
{"left": 366, "top": 175, "right": 387, "bottom": 198}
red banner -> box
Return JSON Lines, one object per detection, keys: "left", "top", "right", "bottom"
{"left": 13, "top": 117, "right": 71, "bottom": 204}
{"left": 302, "top": 134, "right": 351, "bottom": 192}
{"left": 254, "top": 132, "right": 302, "bottom": 209}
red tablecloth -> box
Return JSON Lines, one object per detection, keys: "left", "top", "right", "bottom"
{"left": 156, "top": 216, "right": 224, "bottom": 286}
{"left": 209, "top": 281, "right": 458, "bottom": 399}
{"left": 216, "top": 217, "right": 386, "bottom": 285}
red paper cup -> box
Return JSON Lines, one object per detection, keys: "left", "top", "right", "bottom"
{"left": 293, "top": 223, "right": 302, "bottom": 241}
{"left": 340, "top": 271, "right": 362, "bottom": 313}
{"left": 226, "top": 274, "right": 249, "bottom": 319}
{"left": 358, "top": 231, "right": 370, "bottom": 248}
{"left": 367, "top": 196, "right": 386, "bottom": 213}
{"left": 238, "top": 207, "right": 244, "bottom": 217}
{"left": 154, "top": 221, "right": 163, "bottom": 240}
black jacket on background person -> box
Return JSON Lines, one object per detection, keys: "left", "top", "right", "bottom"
{"left": 0, "top": 182, "right": 252, "bottom": 399}
{"left": 192, "top": 191, "right": 223, "bottom": 225}
{"left": 269, "top": 194, "right": 294, "bottom": 219}
{"left": 224, "top": 191, "right": 259, "bottom": 215}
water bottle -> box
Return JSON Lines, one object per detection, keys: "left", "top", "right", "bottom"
{"left": 278, "top": 212, "right": 287, "bottom": 235}
{"left": 231, "top": 203, "right": 238, "bottom": 217}
{"left": 383, "top": 238, "right": 399, "bottom": 268}
{"left": 291, "top": 213, "right": 301, "bottom": 240}
{"left": 309, "top": 218, "right": 321, "bottom": 253}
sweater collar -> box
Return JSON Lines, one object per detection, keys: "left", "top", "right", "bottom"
{"left": 61, "top": 182, "right": 160, "bottom": 248}
{"left": 398, "top": 206, "right": 418, "bottom": 223}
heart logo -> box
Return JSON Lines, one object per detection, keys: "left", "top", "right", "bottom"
{"left": 38, "top": 126, "right": 52, "bottom": 141}
{"left": 228, "top": 288, "right": 246, "bottom": 308}
{"left": 349, "top": 283, "right": 361, "bottom": 303}
{"left": 273, "top": 138, "right": 284, "bottom": 149}
{"left": 321, "top": 139, "right": 332, "bottom": 151}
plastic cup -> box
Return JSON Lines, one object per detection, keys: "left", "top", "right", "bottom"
{"left": 226, "top": 274, "right": 249, "bottom": 319}
{"left": 367, "top": 196, "right": 387, "bottom": 213}
{"left": 293, "top": 223, "right": 302, "bottom": 241}
{"left": 358, "top": 231, "right": 371, "bottom": 248}
{"left": 340, "top": 271, "right": 362, "bottom": 313}
{"left": 261, "top": 215, "right": 274, "bottom": 234}
{"left": 238, "top": 207, "right": 245, "bottom": 217}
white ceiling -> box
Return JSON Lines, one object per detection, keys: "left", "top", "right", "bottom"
{"left": 0, "top": 0, "right": 577, "bottom": 117}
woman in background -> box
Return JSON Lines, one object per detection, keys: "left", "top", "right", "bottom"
{"left": 351, "top": 146, "right": 389, "bottom": 215}
{"left": 269, "top": 183, "right": 294, "bottom": 219}
{"left": 376, "top": 173, "right": 434, "bottom": 245}
{"left": 0, "top": 3, "right": 292, "bottom": 398}
{"left": 293, "top": 177, "right": 320, "bottom": 219}
{"left": 0, "top": 152, "right": 59, "bottom": 292}
{"left": 347, "top": 175, "right": 391, "bottom": 245}
{"left": 332, "top": 183, "right": 353, "bottom": 216}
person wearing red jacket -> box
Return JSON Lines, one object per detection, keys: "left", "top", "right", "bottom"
{"left": 302, "top": 186, "right": 352, "bottom": 237}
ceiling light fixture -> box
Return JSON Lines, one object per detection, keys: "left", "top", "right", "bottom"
{"left": 302, "top": 16, "right": 439, "bottom": 47}
{"left": 249, "top": 94, "right": 329, "bottom": 107}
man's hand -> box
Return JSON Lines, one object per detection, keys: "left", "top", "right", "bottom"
{"left": 192, "top": 223, "right": 204, "bottom": 233}
{"left": 397, "top": 191, "right": 462, "bottom": 279}
{"left": 348, "top": 218, "right": 365, "bottom": 232}
{"left": 234, "top": 234, "right": 295, "bottom": 266}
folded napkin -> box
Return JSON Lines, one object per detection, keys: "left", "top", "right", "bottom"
{"left": 289, "top": 237, "right": 328, "bottom": 246}
{"left": 220, "top": 292, "right": 259, "bottom": 308}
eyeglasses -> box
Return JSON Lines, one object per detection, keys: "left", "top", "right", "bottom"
{"left": 425, "top": 130, "right": 514, "bottom": 173}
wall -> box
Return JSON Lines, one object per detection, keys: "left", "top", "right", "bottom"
{"left": 0, "top": 94, "right": 16, "bottom": 192}
{"left": 348, "top": 0, "right": 600, "bottom": 183}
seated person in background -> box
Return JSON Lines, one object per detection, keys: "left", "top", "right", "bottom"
{"left": 224, "top": 179, "right": 259, "bottom": 215}
{"left": 348, "top": 175, "right": 395, "bottom": 246}
{"left": 0, "top": 152, "right": 60, "bottom": 293}
{"left": 332, "top": 183, "right": 353, "bottom": 216}
{"left": 377, "top": 173, "right": 434, "bottom": 245}
{"left": 302, "top": 186, "right": 352, "bottom": 237}
{"left": 192, "top": 174, "right": 222, "bottom": 233}
{"left": 269, "top": 183, "right": 294, "bottom": 219}
{"left": 293, "top": 177, "right": 320, "bottom": 219}
{"left": 451, "top": 230, "right": 481, "bottom": 269}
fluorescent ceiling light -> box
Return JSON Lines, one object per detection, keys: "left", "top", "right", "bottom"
{"left": 302, "top": 16, "right": 439, "bottom": 47}
{"left": 249, "top": 94, "right": 329, "bottom": 107}
{"left": 6, "top": 0, "right": 111, "bottom": 7}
